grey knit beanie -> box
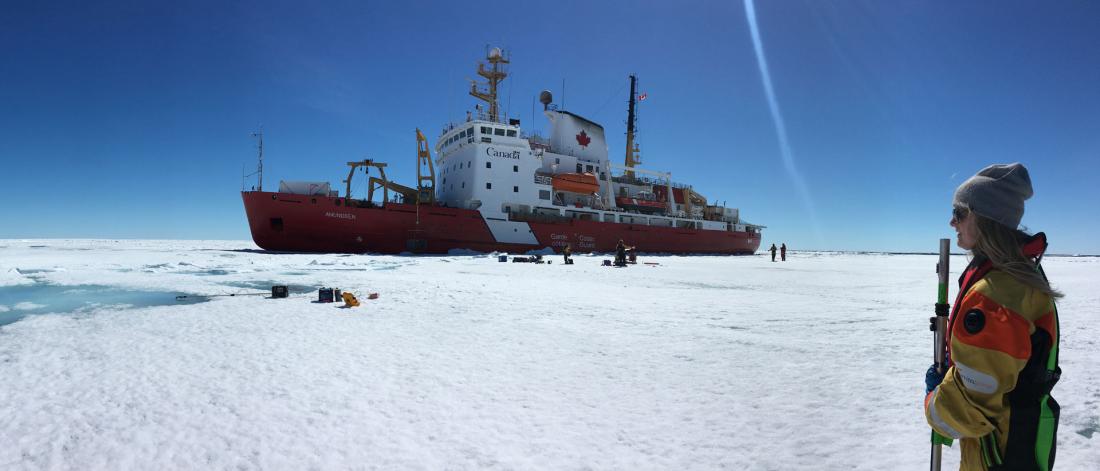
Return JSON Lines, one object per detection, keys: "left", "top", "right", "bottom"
{"left": 953, "top": 163, "right": 1033, "bottom": 229}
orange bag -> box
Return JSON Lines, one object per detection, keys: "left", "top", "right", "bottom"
{"left": 341, "top": 292, "right": 360, "bottom": 307}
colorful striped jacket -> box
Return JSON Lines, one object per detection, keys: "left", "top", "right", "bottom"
{"left": 925, "top": 233, "right": 1060, "bottom": 470}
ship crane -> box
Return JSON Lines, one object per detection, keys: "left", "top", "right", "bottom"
{"left": 343, "top": 130, "right": 437, "bottom": 208}
{"left": 415, "top": 128, "right": 436, "bottom": 205}
{"left": 682, "top": 186, "right": 707, "bottom": 218}
{"left": 343, "top": 159, "right": 416, "bottom": 205}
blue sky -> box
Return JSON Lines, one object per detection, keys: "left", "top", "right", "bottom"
{"left": 2, "top": 0, "right": 1098, "bottom": 254}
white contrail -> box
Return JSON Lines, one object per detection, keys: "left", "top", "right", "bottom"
{"left": 743, "top": 0, "right": 823, "bottom": 246}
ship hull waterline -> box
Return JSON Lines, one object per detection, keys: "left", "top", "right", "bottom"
{"left": 243, "top": 191, "right": 761, "bottom": 255}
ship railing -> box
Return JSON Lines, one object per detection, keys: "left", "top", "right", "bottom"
{"left": 443, "top": 110, "right": 520, "bottom": 132}
{"left": 534, "top": 174, "right": 553, "bottom": 185}
{"left": 505, "top": 203, "right": 757, "bottom": 234}
{"left": 611, "top": 174, "right": 692, "bottom": 190}
{"left": 472, "top": 110, "right": 513, "bottom": 124}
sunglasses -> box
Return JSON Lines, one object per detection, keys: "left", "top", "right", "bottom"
{"left": 952, "top": 206, "right": 969, "bottom": 222}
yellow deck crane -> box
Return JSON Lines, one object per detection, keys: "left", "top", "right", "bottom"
{"left": 682, "top": 185, "right": 708, "bottom": 217}
{"left": 416, "top": 128, "right": 436, "bottom": 205}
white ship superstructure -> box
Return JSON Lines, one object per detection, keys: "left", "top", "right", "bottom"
{"left": 433, "top": 47, "right": 761, "bottom": 250}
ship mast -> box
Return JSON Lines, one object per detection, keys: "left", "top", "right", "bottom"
{"left": 624, "top": 74, "right": 641, "bottom": 179}
{"left": 250, "top": 128, "right": 264, "bottom": 191}
{"left": 469, "top": 47, "right": 509, "bottom": 123}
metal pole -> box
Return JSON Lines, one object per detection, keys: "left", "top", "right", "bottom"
{"left": 930, "top": 238, "right": 951, "bottom": 471}
{"left": 251, "top": 129, "right": 264, "bottom": 191}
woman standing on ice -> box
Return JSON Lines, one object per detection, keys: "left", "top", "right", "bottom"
{"left": 925, "top": 163, "right": 1062, "bottom": 470}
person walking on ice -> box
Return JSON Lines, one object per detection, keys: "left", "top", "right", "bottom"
{"left": 924, "top": 163, "right": 1062, "bottom": 470}
{"left": 780, "top": 243, "right": 787, "bottom": 261}
{"left": 769, "top": 243, "right": 777, "bottom": 262}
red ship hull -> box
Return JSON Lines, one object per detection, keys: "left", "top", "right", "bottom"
{"left": 242, "top": 191, "right": 761, "bottom": 255}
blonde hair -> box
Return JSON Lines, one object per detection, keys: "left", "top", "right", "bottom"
{"left": 972, "top": 215, "right": 1063, "bottom": 298}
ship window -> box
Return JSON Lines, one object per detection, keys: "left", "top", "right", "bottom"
{"left": 494, "top": 128, "right": 505, "bottom": 136}
{"left": 468, "top": 161, "right": 472, "bottom": 168}
{"left": 576, "top": 163, "right": 582, "bottom": 173}
{"left": 513, "top": 186, "right": 519, "bottom": 193}
{"left": 460, "top": 162, "right": 464, "bottom": 169}
{"left": 585, "top": 165, "right": 593, "bottom": 173}
{"left": 481, "top": 126, "right": 491, "bottom": 134}
{"left": 506, "top": 130, "right": 517, "bottom": 137}
{"left": 462, "top": 182, "right": 465, "bottom": 188}
{"left": 539, "top": 190, "right": 551, "bottom": 200}
{"left": 442, "top": 178, "right": 446, "bottom": 184}
{"left": 486, "top": 182, "right": 492, "bottom": 189}
{"left": 513, "top": 165, "right": 518, "bottom": 172}
{"left": 555, "top": 158, "right": 560, "bottom": 164}
{"left": 486, "top": 161, "right": 491, "bottom": 169}
{"left": 460, "top": 129, "right": 466, "bottom": 138}
{"left": 468, "top": 137, "right": 474, "bottom": 144}
{"left": 482, "top": 137, "right": 491, "bottom": 143}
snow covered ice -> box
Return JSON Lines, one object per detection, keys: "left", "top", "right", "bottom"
{"left": 1, "top": 239, "right": 1097, "bottom": 470}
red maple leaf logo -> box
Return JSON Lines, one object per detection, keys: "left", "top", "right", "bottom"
{"left": 576, "top": 130, "right": 591, "bottom": 148}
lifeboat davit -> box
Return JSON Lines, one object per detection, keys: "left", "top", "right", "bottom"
{"left": 551, "top": 173, "right": 599, "bottom": 194}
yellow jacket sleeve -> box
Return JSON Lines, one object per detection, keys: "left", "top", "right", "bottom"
{"left": 925, "top": 272, "right": 1050, "bottom": 439}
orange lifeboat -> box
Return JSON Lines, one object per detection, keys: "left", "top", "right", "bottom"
{"left": 551, "top": 173, "right": 599, "bottom": 194}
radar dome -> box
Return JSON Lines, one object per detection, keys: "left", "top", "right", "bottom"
{"left": 539, "top": 90, "right": 553, "bottom": 106}
{"left": 489, "top": 47, "right": 502, "bottom": 59}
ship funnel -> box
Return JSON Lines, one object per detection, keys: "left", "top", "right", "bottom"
{"left": 539, "top": 90, "right": 553, "bottom": 110}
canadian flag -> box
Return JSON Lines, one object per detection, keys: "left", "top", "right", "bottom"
{"left": 638, "top": 92, "right": 647, "bottom": 101}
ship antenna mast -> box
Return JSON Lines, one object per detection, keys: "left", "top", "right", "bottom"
{"left": 624, "top": 74, "right": 641, "bottom": 179}
{"left": 250, "top": 127, "right": 264, "bottom": 191}
{"left": 469, "top": 47, "right": 509, "bottom": 123}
